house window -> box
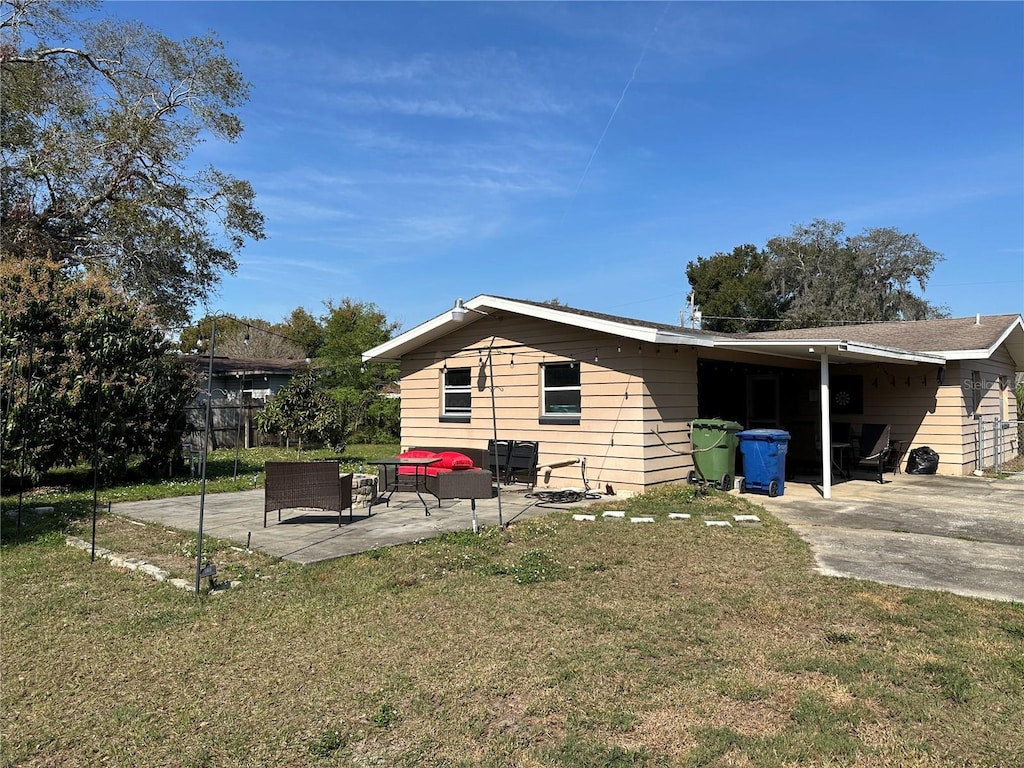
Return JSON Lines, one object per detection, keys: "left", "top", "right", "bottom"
{"left": 441, "top": 367, "right": 471, "bottom": 422}
{"left": 541, "top": 362, "right": 581, "bottom": 424}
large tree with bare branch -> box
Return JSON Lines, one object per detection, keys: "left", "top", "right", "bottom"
{"left": 0, "top": 0, "right": 263, "bottom": 323}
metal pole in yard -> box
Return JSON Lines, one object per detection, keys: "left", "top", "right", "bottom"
{"left": 196, "top": 315, "right": 218, "bottom": 596}
{"left": 991, "top": 419, "right": 997, "bottom": 473}
{"left": 487, "top": 344, "right": 503, "bottom": 529}
{"left": 233, "top": 372, "right": 243, "bottom": 481}
{"left": 976, "top": 418, "right": 983, "bottom": 474}
{"left": 15, "top": 348, "right": 33, "bottom": 528}
{"left": 91, "top": 326, "right": 105, "bottom": 563}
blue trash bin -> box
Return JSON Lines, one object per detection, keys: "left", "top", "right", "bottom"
{"left": 737, "top": 429, "right": 791, "bottom": 497}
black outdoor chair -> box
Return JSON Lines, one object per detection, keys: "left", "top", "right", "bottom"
{"left": 486, "top": 439, "right": 511, "bottom": 484}
{"left": 505, "top": 440, "right": 539, "bottom": 489}
{"left": 852, "top": 424, "right": 892, "bottom": 484}
{"left": 486, "top": 439, "right": 540, "bottom": 488}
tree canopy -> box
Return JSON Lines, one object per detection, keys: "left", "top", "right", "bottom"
{"left": 316, "top": 299, "right": 400, "bottom": 443}
{"left": 179, "top": 315, "right": 307, "bottom": 360}
{"left": 686, "top": 220, "right": 947, "bottom": 331}
{"left": 180, "top": 299, "right": 401, "bottom": 444}
{"left": 1, "top": 256, "right": 195, "bottom": 484}
{"left": 253, "top": 371, "right": 347, "bottom": 454}
{"left": 685, "top": 244, "right": 782, "bottom": 333}
{"left": 1, "top": 0, "right": 264, "bottom": 323}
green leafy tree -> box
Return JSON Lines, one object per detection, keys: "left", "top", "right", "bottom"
{"left": 687, "top": 220, "right": 948, "bottom": 331}
{"left": 1, "top": 257, "right": 195, "bottom": 485}
{"left": 316, "top": 299, "right": 400, "bottom": 442}
{"left": 253, "top": 372, "right": 346, "bottom": 453}
{"left": 766, "top": 219, "right": 947, "bottom": 328}
{"left": 282, "top": 307, "right": 325, "bottom": 359}
{"left": 1, "top": 0, "right": 264, "bottom": 324}
{"left": 685, "top": 244, "right": 783, "bottom": 332}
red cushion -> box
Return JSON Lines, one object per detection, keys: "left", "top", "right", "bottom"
{"left": 436, "top": 451, "right": 474, "bottom": 470}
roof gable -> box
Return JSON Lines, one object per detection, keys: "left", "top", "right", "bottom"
{"left": 363, "top": 295, "right": 718, "bottom": 361}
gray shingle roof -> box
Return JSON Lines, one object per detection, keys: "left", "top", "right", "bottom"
{"left": 737, "top": 314, "right": 1021, "bottom": 352}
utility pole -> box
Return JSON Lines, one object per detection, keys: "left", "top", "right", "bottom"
{"left": 686, "top": 293, "right": 702, "bottom": 329}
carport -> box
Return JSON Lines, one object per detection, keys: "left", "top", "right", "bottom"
{"left": 711, "top": 338, "right": 944, "bottom": 499}
{"left": 754, "top": 473, "right": 1024, "bottom": 602}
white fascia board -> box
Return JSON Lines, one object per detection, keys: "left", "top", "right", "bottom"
{"left": 713, "top": 339, "right": 945, "bottom": 364}
{"left": 840, "top": 341, "right": 945, "bottom": 364}
{"left": 469, "top": 296, "right": 716, "bottom": 347}
{"left": 941, "top": 349, "right": 999, "bottom": 360}
{"left": 362, "top": 308, "right": 457, "bottom": 362}
{"left": 937, "top": 316, "right": 1024, "bottom": 366}
{"left": 362, "top": 295, "right": 714, "bottom": 362}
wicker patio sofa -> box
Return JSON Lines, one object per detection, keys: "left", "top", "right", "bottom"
{"left": 401, "top": 447, "right": 494, "bottom": 506}
{"left": 264, "top": 461, "right": 354, "bottom": 527}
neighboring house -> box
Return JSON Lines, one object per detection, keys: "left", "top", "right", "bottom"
{"left": 181, "top": 355, "right": 304, "bottom": 449}
{"left": 362, "top": 296, "right": 1023, "bottom": 498}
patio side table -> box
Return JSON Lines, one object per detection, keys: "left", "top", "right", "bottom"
{"left": 367, "top": 457, "right": 441, "bottom": 516}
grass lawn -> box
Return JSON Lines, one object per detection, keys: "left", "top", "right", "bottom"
{"left": 2, "top": 459, "right": 1023, "bottom": 766}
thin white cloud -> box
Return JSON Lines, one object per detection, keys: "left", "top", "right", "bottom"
{"left": 326, "top": 93, "right": 506, "bottom": 121}
{"left": 254, "top": 194, "right": 358, "bottom": 223}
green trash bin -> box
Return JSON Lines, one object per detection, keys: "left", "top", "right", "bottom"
{"left": 688, "top": 418, "right": 743, "bottom": 490}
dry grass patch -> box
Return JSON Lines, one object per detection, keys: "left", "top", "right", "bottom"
{"left": 63, "top": 513, "right": 284, "bottom": 586}
{"left": 3, "top": 486, "right": 1023, "bottom": 767}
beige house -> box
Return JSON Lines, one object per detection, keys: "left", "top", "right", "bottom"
{"left": 362, "top": 296, "right": 1023, "bottom": 499}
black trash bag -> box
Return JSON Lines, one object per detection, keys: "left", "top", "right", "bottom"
{"left": 906, "top": 446, "right": 939, "bottom": 474}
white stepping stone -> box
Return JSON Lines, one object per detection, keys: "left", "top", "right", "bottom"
{"left": 602, "top": 510, "right": 626, "bottom": 518}
{"left": 572, "top": 514, "right": 596, "bottom": 522}
{"left": 705, "top": 520, "right": 732, "bottom": 527}
{"left": 667, "top": 513, "right": 691, "bottom": 520}
{"left": 630, "top": 516, "right": 655, "bottom": 523}
{"left": 733, "top": 514, "right": 761, "bottom": 524}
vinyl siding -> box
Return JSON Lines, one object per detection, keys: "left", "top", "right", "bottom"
{"left": 392, "top": 313, "right": 1020, "bottom": 488}
{"left": 832, "top": 361, "right": 963, "bottom": 474}
{"left": 953, "top": 349, "right": 1019, "bottom": 473}
{"left": 835, "top": 351, "right": 1018, "bottom": 475}
{"left": 396, "top": 314, "right": 699, "bottom": 494}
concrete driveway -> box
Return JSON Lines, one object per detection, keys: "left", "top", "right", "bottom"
{"left": 752, "top": 473, "right": 1024, "bottom": 603}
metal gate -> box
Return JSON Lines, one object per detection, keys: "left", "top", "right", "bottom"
{"left": 976, "top": 418, "right": 1022, "bottom": 473}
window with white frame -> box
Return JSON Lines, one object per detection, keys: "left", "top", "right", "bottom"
{"left": 541, "top": 362, "right": 581, "bottom": 422}
{"left": 442, "top": 367, "right": 471, "bottom": 421}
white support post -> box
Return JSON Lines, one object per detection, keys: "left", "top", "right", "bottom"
{"left": 820, "top": 352, "right": 832, "bottom": 500}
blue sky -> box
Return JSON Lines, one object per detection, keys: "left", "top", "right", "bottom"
{"left": 108, "top": 1, "right": 1022, "bottom": 331}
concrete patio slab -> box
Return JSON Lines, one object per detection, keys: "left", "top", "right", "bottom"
{"left": 749, "top": 473, "right": 1024, "bottom": 602}
{"left": 111, "top": 487, "right": 600, "bottom": 565}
